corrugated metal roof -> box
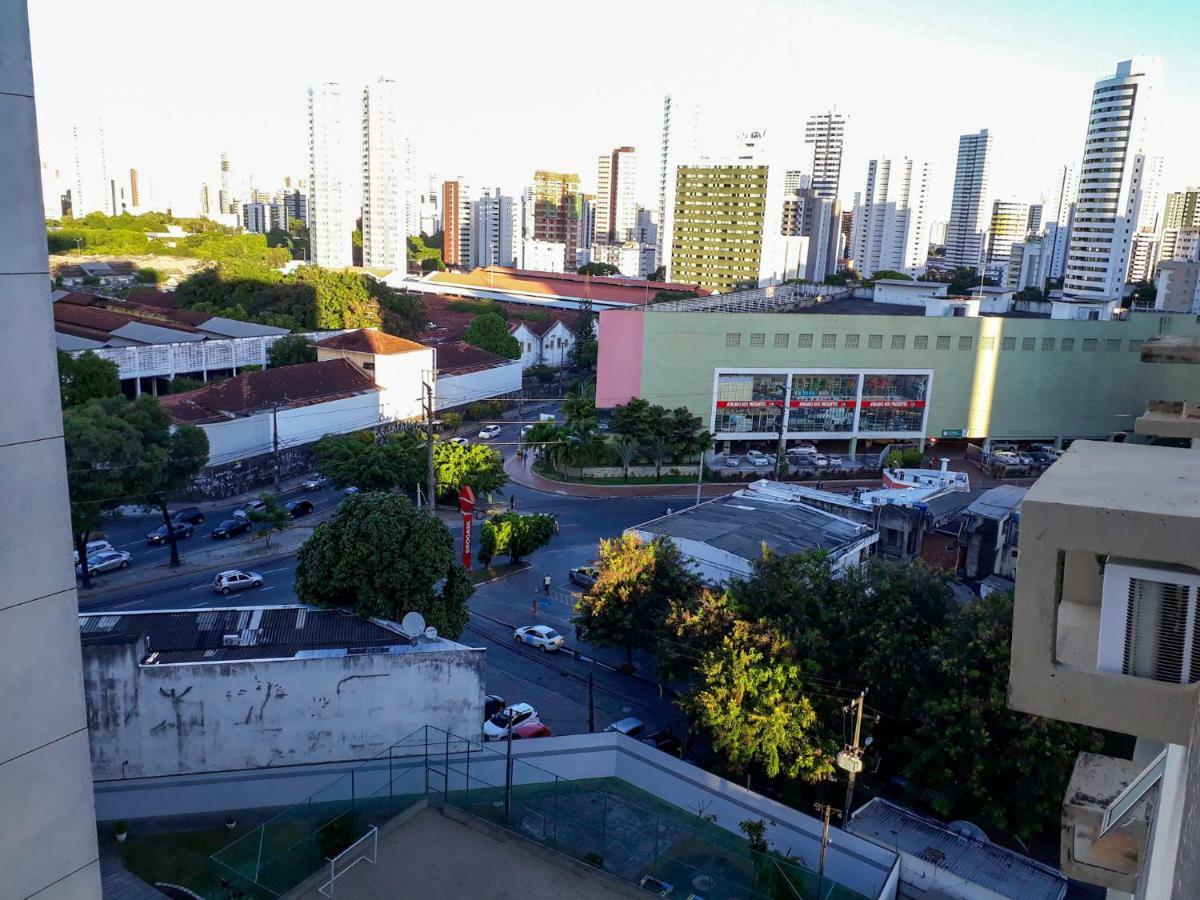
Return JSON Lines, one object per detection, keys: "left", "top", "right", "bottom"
{"left": 78, "top": 606, "right": 454, "bottom": 664}
{"left": 847, "top": 799, "right": 1066, "bottom": 900}
{"left": 55, "top": 332, "right": 106, "bottom": 351}
{"left": 635, "top": 495, "right": 870, "bottom": 563}
{"left": 965, "top": 485, "right": 1028, "bottom": 520}
{"left": 199, "top": 317, "right": 291, "bottom": 338}
{"left": 110, "top": 322, "right": 207, "bottom": 344}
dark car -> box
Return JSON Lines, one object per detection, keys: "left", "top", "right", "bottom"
{"left": 211, "top": 517, "right": 252, "bottom": 539}
{"left": 286, "top": 499, "right": 314, "bottom": 518}
{"left": 641, "top": 727, "right": 683, "bottom": 756}
{"left": 146, "top": 522, "right": 194, "bottom": 545}
{"left": 172, "top": 506, "right": 205, "bottom": 526}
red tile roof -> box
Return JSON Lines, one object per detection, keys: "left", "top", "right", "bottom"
{"left": 435, "top": 341, "right": 517, "bottom": 375}
{"left": 426, "top": 266, "right": 711, "bottom": 307}
{"left": 159, "top": 359, "right": 377, "bottom": 425}
{"left": 315, "top": 328, "right": 429, "bottom": 355}
{"left": 52, "top": 291, "right": 211, "bottom": 339}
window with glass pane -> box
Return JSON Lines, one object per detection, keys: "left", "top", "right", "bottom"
{"left": 787, "top": 373, "right": 858, "bottom": 433}
{"left": 859, "top": 373, "right": 929, "bottom": 432}
{"left": 713, "top": 373, "right": 787, "bottom": 432}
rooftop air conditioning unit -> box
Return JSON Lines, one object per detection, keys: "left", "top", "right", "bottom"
{"left": 1098, "top": 560, "right": 1200, "bottom": 685}
{"left": 222, "top": 633, "right": 241, "bottom": 647}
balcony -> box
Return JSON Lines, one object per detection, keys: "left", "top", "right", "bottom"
{"left": 1009, "top": 441, "right": 1200, "bottom": 745}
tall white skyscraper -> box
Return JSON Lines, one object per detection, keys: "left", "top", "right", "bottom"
{"left": 470, "top": 190, "right": 517, "bottom": 268}
{"left": 361, "top": 78, "right": 406, "bottom": 269}
{"left": 71, "top": 121, "right": 111, "bottom": 216}
{"left": 986, "top": 199, "right": 1031, "bottom": 268}
{"left": 944, "top": 129, "right": 992, "bottom": 270}
{"left": 1062, "top": 57, "right": 1162, "bottom": 314}
{"left": 656, "top": 93, "right": 703, "bottom": 270}
{"left": 1044, "top": 163, "right": 1079, "bottom": 279}
{"left": 308, "top": 83, "right": 356, "bottom": 268}
{"left": 218, "top": 151, "right": 233, "bottom": 215}
{"left": 596, "top": 146, "right": 638, "bottom": 243}
{"left": 804, "top": 111, "right": 847, "bottom": 201}
{"left": 849, "top": 157, "right": 930, "bottom": 279}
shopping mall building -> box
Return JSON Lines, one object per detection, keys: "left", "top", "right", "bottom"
{"left": 595, "top": 284, "right": 1200, "bottom": 453}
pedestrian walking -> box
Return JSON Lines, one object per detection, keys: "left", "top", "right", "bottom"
{"left": 530, "top": 599, "right": 540, "bottom": 619}
{"left": 543, "top": 574, "right": 551, "bottom": 594}
{"left": 509, "top": 495, "right": 516, "bottom": 511}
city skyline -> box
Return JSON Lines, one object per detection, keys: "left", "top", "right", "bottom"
{"left": 29, "top": 1, "right": 1200, "bottom": 223}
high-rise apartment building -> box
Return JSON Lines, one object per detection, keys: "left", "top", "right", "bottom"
{"left": 986, "top": 200, "right": 1031, "bottom": 269}
{"left": 71, "top": 121, "right": 111, "bottom": 216}
{"left": 242, "top": 202, "right": 270, "bottom": 234}
{"left": 308, "top": 83, "right": 356, "bottom": 268}
{"left": 1046, "top": 163, "right": 1079, "bottom": 279}
{"left": 783, "top": 170, "right": 811, "bottom": 194}
{"left": 2, "top": 6, "right": 103, "bottom": 894}
{"left": 532, "top": 170, "right": 583, "bottom": 271}
{"left": 944, "top": 129, "right": 993, "bottom": 270}
{"left": 282, "top": 188, "right": 307, "bottom": 227}
{"left": 848, "top": 157, "right": 930, "bottom": 279}
{"left": 200, "top": 182, "right": 211, "bottom": 216}
{"left": 218, "top": 151, "right": 233, "bottom": 215}
{"left": 1127, "top": 230, "right": 1159, "bottom": 283}
{"left": 470, "top": 189, "right": 517, "bottom": 268}
{"left": 804, "top": 110, "right": 847, "bottom": 201}
{"left": 361, "top": 78, "right": 406, "bottom": 269}
{"left": 1062, "top": 57, "right": 1162, "bottom": 316}
{"left": 657, "top": 93, "right": 703, "bottom": 269}
{"left": 1027, "top": 203, "right": 1043, "bottom": 237}
{"left": 596, "top": 146, "right": 637, "bottom": 243}
{"left": 442, "top": 179, "right": 471, "bottom": 268}
{"left": 128, "top": 167, "right": 140, "bottom": 210}
{"left": 1163, "top": 189, "right": 1200, "bottom": 232}
{"left": 635, "top": 206, "right": 658, "bottom": 247}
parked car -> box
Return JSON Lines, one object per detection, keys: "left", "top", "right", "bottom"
{"left": 233, "top": 499, "right": 267, "bottom": 519}
{"left": 788, "top": 443, "right": 818, "bottom": 457}
{"left": 76, "top": 549, "right": 132, "bottom": 577}
{"left": 448, "top": 436, "right": 469, "bottom": 447}
{"left": 789, "top": 452, "right": 817, "bottom": 466}
{"left": 723, "top": 456, "right": 741, "bottom": 468}
{"left": 604, "top": 717, "right": 646, "bottom": 739}
{"left": 1031, "top": 444, "right": 1064, "bottom": 459}
{"left": 483, "top": 703, "right": 539, "bottom": 740}
{"left": 301, "top": 474, "right": 331, "bottom": 490}
{"left": 73, "top": 539, "right": 113, "bottom": 564}
{"left": 568, "top": 565, "right": 600, "bottom": 588}
{"left": 812, "top": 454, "right": 830, "bottom": 468}
{"left": 213, "top": 569, "right": 264, "bottom": 595}
{"left": 286, "top": 499, "right": 314, "bottom": 518}
{"left": 514, "top": 624, "right": 565, "bottom": 652}
{"left": 483, "top": 694, "right": 507, "bottom": 720}
{"left": 211, "top": 517, "right": 253, "bottom": 539}
{"left": 990, "top": 450, "right": 1024, "bottom": 468}
{"left": 512, "top": 722, "right": 553, "bottom": 739}
{"left": 343, "top": 485, "right": 361, "bottom": 496}
{"left": 172, "top": 507, "right": 205, "bottom": 526}
{"left": 146, "top": 522, "right": 194, "bottom": 545}
{"left": 520, "top": 424, "right": 534, "bottom": 436}
{"left": 827, "top": 454, "right": 845, "bottom": 465}
{"left": 745, "top": 450, "right": 771, "bottom": 467}
{"left": 478, "top": 424, "right": 502, "bottom": 440}
{"left": 1027, "top": 451, "right": 1056, "bottom": 467}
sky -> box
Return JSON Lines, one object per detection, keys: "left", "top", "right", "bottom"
{"left": 29, "top": 0, "right": 1200, "bottom": 222}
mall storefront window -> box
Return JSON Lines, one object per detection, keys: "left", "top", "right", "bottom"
{"left": 787, "top": 373, "right": 857, "bottom": 433}
{"left": 714, "top": 373, "right": 786, "bottom": 433}
{"left": 858, "top": 374, "right": 929, "bottom": 433}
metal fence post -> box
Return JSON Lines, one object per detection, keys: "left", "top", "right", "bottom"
{"left": 553, "top": 776, "right": 560, "bottom": 843}
{"left": 465, "top": 743, "right": 471, "bottom": 808}
{"left": 388, "top": 746, "right": 394, "bottom": 816}
{"left": 423, "top": 725, "right": 430, "bottom": 797}
{"left": 444, "top": 730, "right": 450, "bottom": 797}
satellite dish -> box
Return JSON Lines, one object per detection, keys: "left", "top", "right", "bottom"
{"left": 424, "top": 626, "right": 438, "bottom": 639}
{"left": 400, "top": 611, "right": 426, "bottom": 638}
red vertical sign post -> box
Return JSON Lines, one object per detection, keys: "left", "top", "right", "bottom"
{"left": 458, "top": 486, "right": 475, "bottom": 570}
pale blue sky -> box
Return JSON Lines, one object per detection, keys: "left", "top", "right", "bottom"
{"left": 30, "top": 0, "right": 1199, "bottom": 219}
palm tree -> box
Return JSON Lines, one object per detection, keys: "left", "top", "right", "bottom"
{"left": 642, "top": 435, "right": 670, "bottom": 482}
{"left": 566, "top": 422, "right": 606, "bottom": 475}
{"left": 613, "top": 436, "right": 639, "bottom": 482}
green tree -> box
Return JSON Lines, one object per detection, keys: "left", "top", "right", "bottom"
{"left": 373, "top": 286, "right": 428, "bottom": 339}
{"left": 609, "top": 397, "right": 653, "bottom": 441}
{"left": 864, "top": 269, "right": 913, "bottom": 284}
{"left": 612, "top": 436, "right": 639, "bottom": 481}
{"left": 463, "top": 312, "right": 520, "bottom": 359}
{"left": 572, "top": 533, "right": 700, "bottom": 667}
{"left": 168, "top": 376, "right": 208, "bottom": 393}
{"left": 685, "top": 619, "right": 834, "bottom": 781}
{"left": 312, "top": 430, "right": 424, "bottom": 493}
{"left": 641, "top": 434, "right": 670, "bottom": 481}
{"left": 292, "top": 266, "right": 381, "bottom": 329}
{"left": 885, "top": 447, "right": 924, "bottom": 468}
{"left": 295, "top": 493, "right": 471, "bottom": 637}
{"left": 479, "top": 511, "right": 555, "bottom": 563}
{"left": 58, "top": 350, "right": 121, "bottom": 408}
{"left": 247, "top": 493, "right": 291, "bottom": 550}
{"left": 652, "top": 290, "right": 699, "bottom": 304}
{"left": 421, "top": 256, "right": 447, "bottom": 272}
{"left": 577, "top": 262, "right": 620, "bottom": 276}
{"left": 135, "top": 267, "right": 163, "bottom": 283}
{"left": 433, "top": 440, "right": 507, "bottom": 499}
{"left": 569, "top": 298, "right": 598, "bottom": 369}
{"left": 1014, "top": 285, "right": 1047, "bottom": 304}
{"left": 267, "top": 334, "right": 317, "bottom": 368}
{"left": 647, "top": 266, "right": 666, "bottom": 282}
{"left": 901, "top": 591, "right": 1102, "bottom": 840}
{"left": 1129, "top": 280, "right": 1157, "bottom": 308}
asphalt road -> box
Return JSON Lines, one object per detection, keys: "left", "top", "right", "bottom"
{"left": 79, "top": 410, "right": 687, "bottom": 738}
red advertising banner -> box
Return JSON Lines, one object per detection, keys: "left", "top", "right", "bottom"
{"left": 714, "top": 399, "right": 785, "bottom": 409}
{"left": 860, "top": 400, "right": 926, "bottom": 410}
{"left": 458, "top": 486, "right": 475, "bottom": 570}
{"left": 787, "top": 398, "right": 856, "bottom": 409}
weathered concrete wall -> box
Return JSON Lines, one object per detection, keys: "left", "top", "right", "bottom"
{"left": 82, "top": 644, "right": 485, "bottom": 780}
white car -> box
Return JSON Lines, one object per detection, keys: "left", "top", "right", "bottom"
{"left": 448, "top": 436, "right": 469, "bottom": 447}
{"left": 789, "top": 443, "right": 818, "bottom": 456}
{"left": 520, "top": 424, "right": 534, "bottom": 436}
{"left": 827, "top": 454, "right": 844, "bottom": 465}
{"left": 812, "top": 454, "right": 830, "bottom": 467}
{"left": 483, "top": 703, "right": 539, "bottom": 740}
{"left": 514, "top": 624, "right": 565, "bottom": 652}
{"left": 723, "top": 456, "right": 741, "bottom": 468}
{"left": 478, "top": 424, "right": 502, "bottom": 440}
{"left": 73, "top": 539, "right": 113, "bottom": 565}
{"left": 301, "top": 474, "right": 331, "bottom": 490}
{"left": 745, "top": 450, "right": 771, "bottom": 467}
{"left": 76, "top": 549, "right": 132, "bottom": 576}
{"left": 213, "top": 569, "right": 264, "bottom": 595}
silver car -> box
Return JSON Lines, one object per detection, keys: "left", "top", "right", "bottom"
{"left": 213, "top": 569, "right": 264, "bottom": 595}
{"left": 76, "top": 549, "right": 132, "bottom": 576}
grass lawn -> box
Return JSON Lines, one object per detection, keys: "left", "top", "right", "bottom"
{"left": 532, "top": 460, "right": 700, "bottom": 486}
{"left": 121, "top": 825, "right": 252, "bottom": 896}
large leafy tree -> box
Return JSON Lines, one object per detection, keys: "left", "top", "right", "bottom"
{"left": 295, "top": 493, "right": 471, "bottom": 637}
{"left": 292, "top": 266, "right": 381, "bottom": 329}
{"left": 479, "top": 511, "right": 555, "bottom": 564}
{"left": 58, "top": 350, "right": 121, "bottom": 408}
{"left": 433, "top": 440, "right": 507, "bottom": 499}
{"left": 572, "top": 533, "right": 700, "bottom": 666}
{"left": 570, "top": 298, "right": 598, "bottom": 369}
{"left": 901, "top": 591, "right": 1102, "bottom": 840}
{"left": 609, "top": 397, "right": 654, "bottom": 440}
{"left": 373, "top": 286, "right": 428, "bottom": 339}
{"left": 266, "top": 335, "right": 316, "bottom": 368}
{"left": 247, "top": 493, "right": 291, "bottom": 550}
{"left": 312, "top": 430, "right": 423, "bottom": 493}
{"left": 685, "top": 619, "right": 835, "bottom": 781}
{"left": 577, "top": 262, "right": 620, "bottom": 276}
{"left": 464, "top": 312, "right": 520, "bottom": 359}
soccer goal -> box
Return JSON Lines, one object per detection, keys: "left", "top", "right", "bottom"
{"left": 318, "top": 825, "right": 378, "bottom": 897}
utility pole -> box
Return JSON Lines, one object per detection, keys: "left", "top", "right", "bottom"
{"left": 774, "top": 403, "right": 788, "bottom": 480}
{"left": 837, "top": 690, "right": 867, "bottom": 823}
{"left": 812, "top": 803, "right": 842, "bottom": 880}
{"left": 423, "top": 380, "right": 436, "bottom": 509}
{"left": 271, "top": 401, "right": 282, "bottom": 493}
